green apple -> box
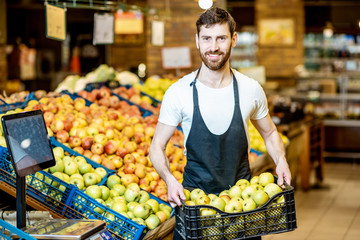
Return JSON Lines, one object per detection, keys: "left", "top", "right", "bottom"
{"left": 94, "top": 198, "right": 105, "bottom": 214}
{"left": 107, "top": 175, "right": 121, "bottom": 189}
{"left": 132, "top": 217, "right": 146, "bottom": 226}
{"left": 250, "top": 175, "right": 259, "bottom": 185}
{"left": 210, "top": 196, "right": 226, "bottom": 212}
{"left": 86, "top": 185, "right": 102, "bottom": 199}
{"left": 49, "top": 159, "right": 65, "bottom": 173}
{"left": 105, "top": 198, "right": 114, "bottom": 209}
{"left": 113, "top": 196, "right": 127, "bottom": 203}
{"left": 124, "top": 188, "right": 140, "bottom": 203}
{"left": 259, "top": 172, "right": 274, "bottom": 187}
{"left": 112, "top": 201, "right": 128, "bottom": 213}
{"left": 126, "top": 183, "right": 141, "bottom": 192}
{"left": 183, "top": 189, "right": 191, "bottom": 201}
{"left": 61, "top": 173, "right": 70, "bottom": 183}
{"left": 200, "top": 208, "right": 217, "bottom": 216}
{"left": 70, "top": 177, "right": 85, "bottom": 190}
{"left": 127, "top": 202, "right": 139, "bottom": 212}
{"left": 83, "top": 173, "right": 98, "bottom": 187}
{"left": 113, "top": 183, "right": 126, "bottom": 196}
{"left": 228, "top": 185, "right": 242, "bottom": 199}
{"left": 52, "top": 147, "right": 65, "bottom": 160}
{"left": 241, "top": 185, "right": 256, "bottom": 199}
{"left": 74, "top": 156, "right": 87, "bottom": 166}
{"left": 145, "top": 214, "right": 161, "bottom": 230}
{"left": 78, "top": 163, "right": 93, "bottom": 175}
{"left": 252, "top": 189, "right": 269, "bottom": 207}
{"left": 105, "top": 212, "right": 115, "bottom": 221}
{"left": 138, "top": 191, "right": 150, "bottom": 204}
{"left": 224, "top": 198, "right": 243, "bottom": 213}
{"left": 252, "top": 183, "right": 264, "bottom": 191}
{"left": 62, "top": 156, "right": 73, "bottom": 164}
{"left": 195, "top": 194, "right": 210, "bottom": 205}
{"left": 94, "top": 167, "right": 107, "bottom": 179}
{"left": 242, "top": 198, "right": 257, "bottom": 212}
{"left": 133, "top": 203, "right": 150, "bottom": 219}
{"left": 64, "top": 161, "right": 78, "bottom": 176}
{"left": 264, "top": 183, "right": 282, "bottom": 198}
{"left": 127, "top": 211, "right": 135, "bottom": 219}
{"left": 219, "top": 190, "right": 229, "bottom": 197}
{"left": 109, "top": 189, "right": 120, "bottom": 198}
{"left": 208, "top": 194, "right": 218, "bottom": 201}
{"left": 100, "top": 185, "right": 110, "bottom": 201}
{"left": 159, "top": 203, "right": 172, "bottom": 215}
{"left": 145, "top": 199, "right": 159, "bottom": 213}
{"left": 235, "top": 178, "right": 249, "bottom": 187}
{"left": 190, "top": 188, "right": 205, "bottom": 202}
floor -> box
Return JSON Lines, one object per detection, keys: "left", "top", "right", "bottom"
{"left": 164, "top": 161, "right": 360, "bottom": 240}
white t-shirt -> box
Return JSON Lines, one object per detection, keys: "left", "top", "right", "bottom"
{"left": 158, "top": 69, "right": 269, "bottom": 153}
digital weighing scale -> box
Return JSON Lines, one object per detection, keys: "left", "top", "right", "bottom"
{"left": 16, "top": 219, "right": 114, "bottom": 240}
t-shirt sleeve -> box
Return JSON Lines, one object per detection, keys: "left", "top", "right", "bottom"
{"left": 250, "top": 81, "right": 269, "bottom": 120}
{"left": 158, "top": 84, "right": 182, "bottom": 127}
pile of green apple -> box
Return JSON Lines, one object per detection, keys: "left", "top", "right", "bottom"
{"left": 44, "top": 146, "right": 108, "bottom": 190}
{"left": 249, "top": 122, "right": 289, "bottom": 154}
{"left": 84, "top": 174, "right": 172, "bottom": 230}
{"left": 184, "top": 172, "right": 284, "bottom": 216}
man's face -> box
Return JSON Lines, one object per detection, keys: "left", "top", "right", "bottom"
{"left": 196, "top": 23, "right": 237, "bottom": 71}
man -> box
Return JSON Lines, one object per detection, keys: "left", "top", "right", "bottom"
{"left": 149, "top": 7, "right": 291, "bottom": 239}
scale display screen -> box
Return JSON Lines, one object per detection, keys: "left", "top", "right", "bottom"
{"left": 1, "top": 110, "right": 55, "bottom": 177}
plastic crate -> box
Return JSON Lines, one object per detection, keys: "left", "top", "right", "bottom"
{"left": 0, "top": 146, "right": 77, "bottom": 216}
{"left": 63, "top": 174, "right": 174, "bottom": 240}
{"left": 0, "top": 219, "right": 37, "bottom": 240}
{"left": 49, "top": 137, "right": 114, "bottom": 186}
{"left": 175, "top": 184, "right": 297, "bottom": 240}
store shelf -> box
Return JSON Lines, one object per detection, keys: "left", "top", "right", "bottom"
{"left": 323, "top": 119, "right": 360, "bottom": 127}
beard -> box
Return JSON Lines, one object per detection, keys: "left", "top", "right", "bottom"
{"left": 199, "top": 44, "right": 232, "bottom": 71}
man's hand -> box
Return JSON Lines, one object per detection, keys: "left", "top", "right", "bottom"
{"left": 276, "top": 160, "right": 291, "bottom": 187}
{"left": 166, "top": 177, "right": 186, "bottom": 208}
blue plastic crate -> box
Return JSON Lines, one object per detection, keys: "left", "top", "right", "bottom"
{"left": 0, "top": 219, "right": 37, "bottom": 240}
{"left": 63, "top": 188, "right": 146, "bottom": 240}
{"left": 0, "top": 147, "right": 77, "bottom": 216}
{"left": 49, "top": 137, "right": 114, "bottom": 186}
{"left": 63, "top": 174, "right": 174, "bottom": 240}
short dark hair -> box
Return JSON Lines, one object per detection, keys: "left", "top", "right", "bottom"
{"left": 196, "top": 7, "right": 236, "bottom": 37}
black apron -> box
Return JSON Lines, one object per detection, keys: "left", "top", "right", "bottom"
{"left": 174, "top": 69, "right": 260, "bottom": 240}
{"left": 182, "top": 68, "right": 251, "bottom": 195}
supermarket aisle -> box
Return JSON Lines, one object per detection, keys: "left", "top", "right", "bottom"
{"left": 264, "top": 161, "right": 360, "bottom": 240}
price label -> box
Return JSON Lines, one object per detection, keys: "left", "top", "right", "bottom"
{"left": 93, "top": 13, "right": 114, "bottom": 45}
{"left": 45, "top": 4, "right": 66, "bottom": 41}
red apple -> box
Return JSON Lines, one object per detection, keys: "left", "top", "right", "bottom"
{"left": 123, "top": 163, "right": 136, "bottom": 174}
{"left": 43, "top": 111, "right": 55, "bottom": 124}
{"left": 123, "top": 154, "right": 136, "bottom": 164}
{"left": 104, "top": 140, "right": 119, "bottom": 155}
{"left": 56, "top": 130, "right": 69, "bottom": 143}
{"left": 116, "top": 147, "right": 128, "bottom": 158}
{"left": 69, "top": 136, "right": 82, "bottom": 148}
{"left": 82, "top": 136, "right": 94, "bottom": 150}
{"left": 91, "top": 143, "right": 104, "bottom": 155}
